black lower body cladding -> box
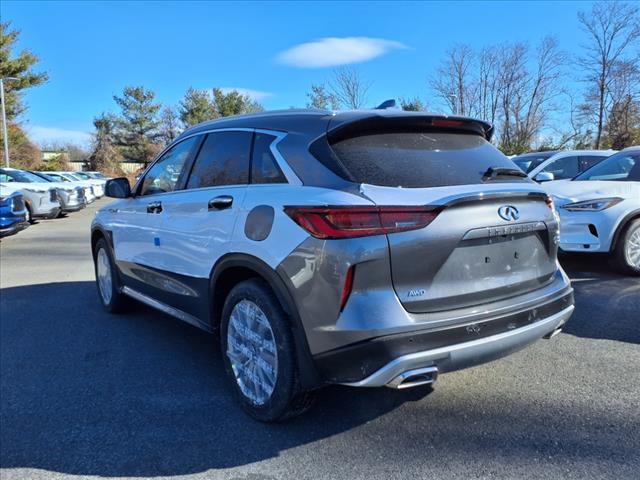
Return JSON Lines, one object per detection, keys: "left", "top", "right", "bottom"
{"left": 314, "top": 291, "right": 574, "bottom": 383}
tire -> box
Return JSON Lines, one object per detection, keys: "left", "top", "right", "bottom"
{"left": 220, "top": 278, "right": 314, "bottom": 422}
{"left": 93, "top": 238, "right": 129, "bottom": 313}
{"left": 25, "top": 204, "right": 34, "bottom": 224}
{"left": 612, "top": 218, "right": 640, "bottom": 276}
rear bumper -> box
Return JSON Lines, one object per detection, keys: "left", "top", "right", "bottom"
{"left": 62, "top": 202, "right": 85, "bottom": 213}
{"left": 33, "top": 206, "right": 61, "bottom": 219}
{"left": 339, "top": 304, "right": 573, "bottom": 387}
{"left": 314, "top": 287, "right": 574, "bottom": 385}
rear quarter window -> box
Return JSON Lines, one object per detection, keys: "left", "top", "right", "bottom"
{"left": 330, "top": 132, "right": 526, "bottom": 188}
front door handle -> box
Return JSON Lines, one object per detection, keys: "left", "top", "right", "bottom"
{"left": 147, "top": 201, "right": 162, "bottom": 214}
{"left": 208, "top": 195, "right": 233, "bottom": 211}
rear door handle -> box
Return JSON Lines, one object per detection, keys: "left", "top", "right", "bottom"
{"left": 147, "top": 201, "right": 162, "bottom": 214}
{"left": 208, "top": 195, "right": 233, "bottom": 211}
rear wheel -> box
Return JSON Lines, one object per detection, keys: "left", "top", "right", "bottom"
{"left": 613, "top": 219, "right": 640, "bottom": 276}
{"left": 25, "top": 204, "right": 34, "bottom": 224}
{"left": 220, "top": 278, "right": 314, "bottom": 422}
{"left": 93, "top": 238, "right": 129, "bottom": 312}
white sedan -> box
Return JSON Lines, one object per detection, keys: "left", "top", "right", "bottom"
{"left": 543, "top": 146, "right": 640, "bottom": 275}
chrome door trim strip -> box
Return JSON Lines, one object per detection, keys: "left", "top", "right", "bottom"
{"left": 121, "top": 286, "right": 212, "bottom": 332}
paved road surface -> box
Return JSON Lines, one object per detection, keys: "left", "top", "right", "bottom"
{"left": 1, "top": 200, "right": 639, "bottom": 479}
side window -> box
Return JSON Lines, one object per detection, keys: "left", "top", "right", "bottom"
{"left": 251, "top": 133, "right": 287, "bottom": 184}
{"left": 140, "top": 137, "right": 198, "bottom": 196}
{"left": 0, "top": 173, "right": 12, "bottom": 182}
{"left": 579, "top": 156, "right": 604, "bottom": 172}
{"left": 543, "top": 156, "right": 579, "bottom": 180}
{"left": 186, "top": 131, "right": 252, "bottom": 189}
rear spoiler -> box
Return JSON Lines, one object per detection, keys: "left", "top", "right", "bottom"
{"left": 326, "top": 111, "right": 494, "bottom": 142}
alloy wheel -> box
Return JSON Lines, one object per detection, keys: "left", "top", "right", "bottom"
{"left": 226, "top": 299, "right": 278, "bottom": 406}
{"left": 625, "top": 224, "right": 640, "bottom": 269}
{"left": 96, "top": 248, "right": 113, "bottom": 304}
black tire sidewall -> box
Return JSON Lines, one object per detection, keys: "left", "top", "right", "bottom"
{"left": 220, "top": 279, "right": 297, "bottom": 422}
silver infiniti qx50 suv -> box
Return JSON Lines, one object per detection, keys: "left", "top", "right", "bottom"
{"left": 92, "top": 108, "right": 575, "bottom": 421}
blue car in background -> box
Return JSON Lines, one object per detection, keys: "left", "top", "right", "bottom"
{"left": 0, "top": 184, "right": 29, "bottom": 238}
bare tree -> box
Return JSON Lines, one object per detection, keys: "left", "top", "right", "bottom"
{"left": 577, "top": 1, "right": 640, "bottom": 148}
{"left": 604, "top": 60, "right": 640, "bottom": 148}
{"left": 475, "top": 47, "right": 502, "bottom": 124}
{"left": 432, "top": 44, "right": 475, "bottom": 115}
{"left": 159, "top": 106, "right": 181, "bottom": 145}
{"left": 329, "top": 67, "right": 371, "bottom": 109}
{"left": 499, "top": 38, "right": 565, "bottom": 154}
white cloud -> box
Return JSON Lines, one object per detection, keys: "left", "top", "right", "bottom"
{"left": 26, "top": 125, "right": 92, "bottom": 148}
{"left": 277, "top": 37, "right": 407, "bottom": 68}
{"left": 219, "top": 87, "right": 273, "bottom": 101}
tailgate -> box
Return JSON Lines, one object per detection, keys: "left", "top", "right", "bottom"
{"left": 362, "top": 184, "right": 559, "bottom": 313}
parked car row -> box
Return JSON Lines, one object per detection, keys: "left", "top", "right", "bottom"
{"left": 511, "top": 147, "right": 640, "bottom": 275}
{"left": 0, "top": 168, "right": 109, "bottom": 238}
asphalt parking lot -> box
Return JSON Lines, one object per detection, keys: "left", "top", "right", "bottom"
{"left": 1, "top": 199, "right": 639, "bottom": 480}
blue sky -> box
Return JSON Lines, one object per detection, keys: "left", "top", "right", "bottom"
{"left": 4, "top": 0, "right": 596, "bottom": 146}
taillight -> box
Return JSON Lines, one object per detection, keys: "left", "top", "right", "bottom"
{"left": 284, "top": 206, "right": 440, "bottom": 239}
{"left": 340, "top": 265, "right": 355, "bottom": 311}
{"left": 545, "top": 195, "right": 555, "bottom": 211}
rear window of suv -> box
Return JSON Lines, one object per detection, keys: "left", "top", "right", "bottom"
{"left": 329, "top": 131, "right": 526, "bottom": 188}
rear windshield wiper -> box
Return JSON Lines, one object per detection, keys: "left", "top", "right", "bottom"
{"left": 482, "top": 166, "right": 528, "bottom": 180}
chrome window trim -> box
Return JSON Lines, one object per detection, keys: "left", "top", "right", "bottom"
{"left": 135, "top": 127, "right": 301, "bottom": 195}
{"left": 254, "top": 128, "right": 302, "bottom": 186}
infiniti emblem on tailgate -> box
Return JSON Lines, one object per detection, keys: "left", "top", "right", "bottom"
{"left": 498, "top": 205, "right": 520, "bottom": 221}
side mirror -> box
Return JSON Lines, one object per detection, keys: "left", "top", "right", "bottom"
{"left": 534, "top": 171, "right": 554, "bottom": 182}
{"left": 105, "top": 177, "right": 132, "bottom": 198}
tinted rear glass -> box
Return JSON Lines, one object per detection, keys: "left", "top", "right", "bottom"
{"left": 330, "top": 132, "right": 526, "bottom": 188}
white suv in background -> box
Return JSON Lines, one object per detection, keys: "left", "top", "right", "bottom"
{"left": 512, "top": 150, "right": 615, "bottom": 182}
{"left": 0, "top": 168, "right": 62, "bottom": 222}
{"left": 544, "top": 147, "right": 640, "bottom": 275}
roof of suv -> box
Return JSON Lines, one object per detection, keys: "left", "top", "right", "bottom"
{"left": 177, "top": 109, "right": 494, "bottom": 142}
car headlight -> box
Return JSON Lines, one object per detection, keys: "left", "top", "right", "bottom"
{"left": 560, "top": 197, "right": 623, "bottom": 212}
{"left": 24, "top": 187, "right": 47, "bottom": 194}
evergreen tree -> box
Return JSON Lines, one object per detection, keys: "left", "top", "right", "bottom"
{"left": 112, "top": 86, "right": 162, "bottom": 163}
{"left": 89, "top": 113, "right": 122, "bottom": 172}
{"left": 212, "top": 88, "right": 263, "bottom": 117}
{"left": 306, "top": 84, "right": 340, "bottom": 110}
{"left": 0, "top": 22, "right": 48, "bottom": 121}
{"left": 179, "top": 88, "right": 216, "bottom": 127}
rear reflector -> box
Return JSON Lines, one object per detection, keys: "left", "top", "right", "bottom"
{"left": 340, "top": 265, "right": 355, "bottom": 311}
{"left": 284, "top": 206, "right": 440, "bottom": 239}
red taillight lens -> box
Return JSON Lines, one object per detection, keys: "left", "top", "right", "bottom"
{"left": 545, "top": 195, "right": 555, "bottom": 211}
{"left": 340, "top": 265, "right": 355, "bottom": 311}
{"left": 284, "top": 206, "right": 440, "bottom": 239}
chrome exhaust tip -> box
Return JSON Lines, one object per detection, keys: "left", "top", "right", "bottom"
{"left": 387, "top": 366, "right": 438, "bottom": 389}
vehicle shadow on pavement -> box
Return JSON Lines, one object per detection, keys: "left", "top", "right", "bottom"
{"left": 559, "top": 254, "right": 640, "bottom": 345}
{"left": 1, "top": 281, "right": 638, "bottom": 477}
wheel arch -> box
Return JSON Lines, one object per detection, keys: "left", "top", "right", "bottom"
{"left": 209, "top": 253, "right": 323, "bottom": 389}
{"left": 610, "top": 209, "right": 640, "bottom": 252}
{"left": 90, "top": 226, "right": 113, "bottom": 259}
